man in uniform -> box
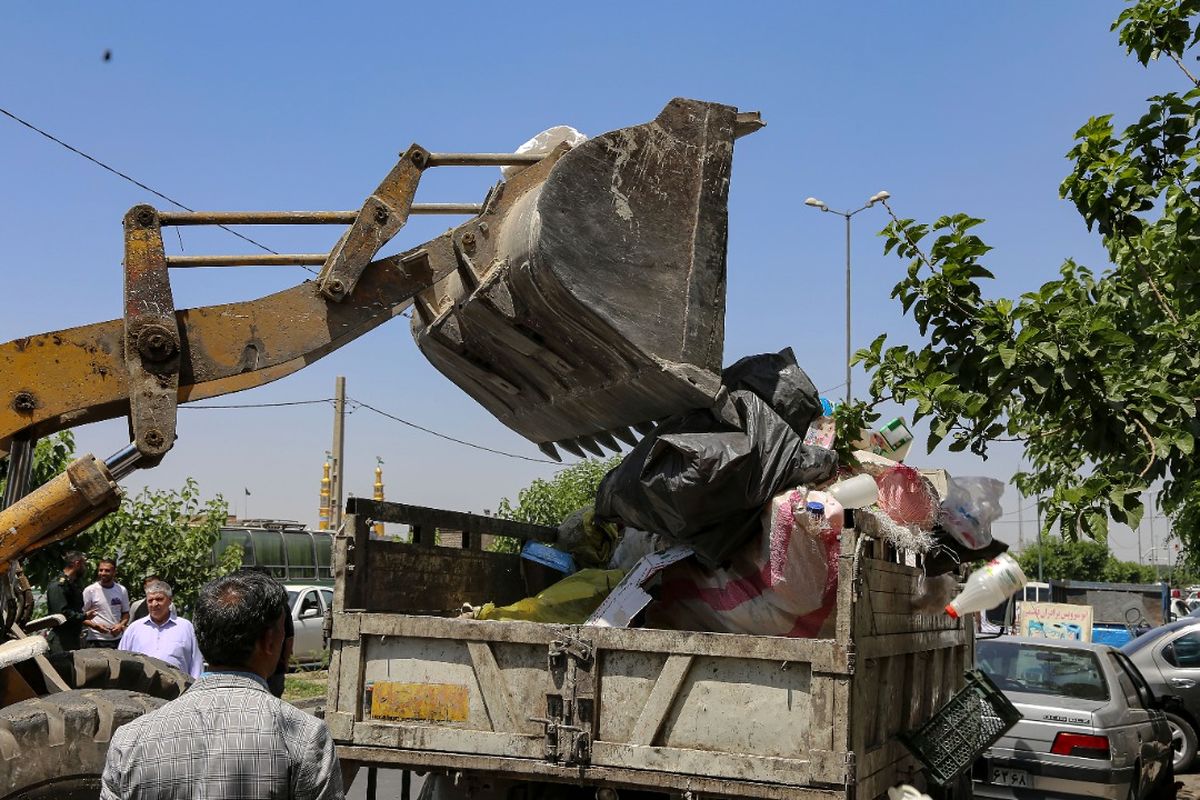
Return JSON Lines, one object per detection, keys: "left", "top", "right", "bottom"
{"left": 46, "top": 551, "right": 95, "bottom": 654}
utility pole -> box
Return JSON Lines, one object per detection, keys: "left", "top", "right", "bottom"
{"left": 1017, "top": 492, "right": 1025, "bottom": 551}
{"left": 1149, "top": 491, "right": 1157, "bottom": 578}
{"left": 1036, "top": 498, "right": 1044, "bottom": 582}
{"left": 330, "top": 376, "right": 346, "bottom": 530}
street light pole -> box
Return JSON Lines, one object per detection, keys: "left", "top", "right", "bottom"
{"left": 805, "top": 191, "right": 890, "bottom": 404}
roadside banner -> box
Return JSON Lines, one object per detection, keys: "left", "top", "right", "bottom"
{"left": 1017, "top": 601, "right": 1094, "bottom": 642}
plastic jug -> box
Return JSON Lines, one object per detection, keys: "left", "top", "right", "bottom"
{"left": 945, "top": 553, "right": 1027, "bottom": 618}
{"left": 826, "top": 474, "right": 879, "bottom": 509}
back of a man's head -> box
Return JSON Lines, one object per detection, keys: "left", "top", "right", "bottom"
{"left": 195, "top": 570, "right": 287, "bottom": 668}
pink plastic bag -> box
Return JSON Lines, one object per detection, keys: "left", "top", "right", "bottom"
{"left": 876, "top": 464, "right": 939, "bottom": 528}
{"left": 647, "top": 488, "right": 841, "bottom": 638}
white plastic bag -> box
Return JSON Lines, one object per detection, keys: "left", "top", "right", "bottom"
{"left": 938, "top": 476, "right": 1005, "bottom": 550}
{"left": 501, "top": 126, "right": 587, "bottom": 179}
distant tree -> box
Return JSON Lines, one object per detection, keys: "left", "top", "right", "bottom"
{"left": 491, "top": 457, "right": 621, "bottom": 552}
{"left": 74, "top": 479, "right": 240, "bottom": 612}
{"left": 1017, "top": 536, "right": 1159, "bottom": 584}
{"left": 1017, "top": 537, "right": 1112, "bottom": 583}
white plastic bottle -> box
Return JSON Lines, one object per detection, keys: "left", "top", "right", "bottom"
{"left": 945, "top": 553, "right": 1027, "bottom": 618}
{"left": 826, "top": 474, "right": 879, "bottom": 509}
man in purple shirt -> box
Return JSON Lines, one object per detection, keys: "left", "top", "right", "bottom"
{"left": 117, "top": 580, "right": 203, "bottom": 679}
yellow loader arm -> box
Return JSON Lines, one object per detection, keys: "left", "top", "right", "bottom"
{"left": 0, "top": 98, "right": 762, "bottom": 572}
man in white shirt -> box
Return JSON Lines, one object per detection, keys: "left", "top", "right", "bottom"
{"left": 82, "top": 557, "right": 130, "bottom": 648}
{"left": 118, "top": 580, "right": 202, "bottom": 678}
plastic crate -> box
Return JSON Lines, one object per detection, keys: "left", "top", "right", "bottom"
{"left": 899, "top": 669, "right": 1022, "bottom": 785}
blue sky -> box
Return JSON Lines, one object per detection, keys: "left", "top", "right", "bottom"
{"left": 0, "top": 3, "right": 1179, "bottom": 562}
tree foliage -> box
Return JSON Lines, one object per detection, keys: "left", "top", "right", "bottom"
{"left": 0, "top": 432, "right": 76, "bottom": 496}
{"left": 491, "top": 458, "right": 620, "bottom": 552}
{"left": 73, "top": 479, "right": 239, "bottom": 612}
{"left": 854, "top": 0, "right": 1200, "bottom": 550}
{"left": 1017, "top": 536, "right": 1160, "bottom": 584}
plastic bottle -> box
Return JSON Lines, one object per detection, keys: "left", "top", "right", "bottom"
{"left": 826, "top": 474, "right": 879, "bottom": 509}
{"left": 945, "top": 553, "right": 1028, "bottom": 618}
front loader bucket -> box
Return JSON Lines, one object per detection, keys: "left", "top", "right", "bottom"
{"left": 409, "top": 98, "right": 759, "bottom": 460}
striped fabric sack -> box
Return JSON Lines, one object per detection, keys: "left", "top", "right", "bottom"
{"left": 647, "top": 487, "right": 842, "bottom": 638}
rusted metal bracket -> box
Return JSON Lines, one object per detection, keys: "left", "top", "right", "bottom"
{"left": 318, "top": 144, "right": 430, "bottom": 301}
{"left": 123, "top": 205, "right": 180, "bottom": 463}
{"left": 532, "top": 632, "right": 594, "bottom": 766}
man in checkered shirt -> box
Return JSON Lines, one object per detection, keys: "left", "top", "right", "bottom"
{"left": 101, "top": 570, "right": 344, "bottom": 799}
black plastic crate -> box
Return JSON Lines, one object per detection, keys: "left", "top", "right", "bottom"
{"left": 900, "top": 669, "right": 1022, "bottom": 786}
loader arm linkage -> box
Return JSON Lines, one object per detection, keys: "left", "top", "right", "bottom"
{"left": 0, "top": 97, "right": 762, "bottom": 574}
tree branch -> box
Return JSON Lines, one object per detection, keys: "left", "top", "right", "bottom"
{"left": 1128, "top": 412, "right": 1157, "bottom": 479}
{"left": 1168, "top": 51, "right": 1200, "bottom": 87}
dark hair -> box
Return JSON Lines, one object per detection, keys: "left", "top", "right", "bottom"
{"left": 63, "top": 551, "right": 85, "bottom": 566}
{"left": 194, "top": 570, "right": 287, "bottom": 667}
{"left": 97, "top": 557, "right": 117, "bottom": 569}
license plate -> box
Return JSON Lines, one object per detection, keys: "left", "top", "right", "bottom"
{"left": 990, "top": 767, "right": 1030, "bottom": 787}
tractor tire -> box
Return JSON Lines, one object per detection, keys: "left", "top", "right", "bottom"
{"left": 47, "top": 648, "right": 190, "bottom": 700}
{"left": 0, "top": 689, "right": 164, "bottom": 799}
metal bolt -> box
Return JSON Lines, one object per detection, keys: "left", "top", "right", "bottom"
{"left": 12, "top": 392, "right": 35, "bottom": 413}
{"left": 477, "top": 221, "right": 489, "bottom": 234}
{"left": 144, "top": 429, "right": 165, "bottom": 449}
{"left": 410, "top": 150, "right": 427, "bottom": 168}
{"left": 137, "top": 324, "right": 177, "bottom": 361}
{"left": 461, "top": 232, "right": 477, "bottom": 254}
{"left": 374, "top": 206, "right": 389, "bottom": 225}
{"left": 327, "top": 279, "right": 346, "bottom": 297}
{"left": 136, "top": 208, "right": 156, "bottom": 228}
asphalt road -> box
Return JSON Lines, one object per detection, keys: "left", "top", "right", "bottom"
{"left": 1181, "top": 772, "right": 1200, "bottom": 799}
{"left": 346, "top": 767, "right": 425, "bottom": 800}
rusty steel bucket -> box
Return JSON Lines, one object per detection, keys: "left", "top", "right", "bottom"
{"left": 408, "top": 98, "right": 761, "bottom": 460}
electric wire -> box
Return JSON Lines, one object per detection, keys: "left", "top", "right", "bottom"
{"left": 180, "top": 398, "right": 334, "bottom": 410}
{"left": 179, "top": 395, "right": 561, "bottom": 465}
{"left": 346, "top": 396, "right": 559, "bottom": 465}
{"left": 0, "top": 104, "right": 319, "bottom": 275}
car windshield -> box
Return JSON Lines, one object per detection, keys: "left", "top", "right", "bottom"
{"left": 978, "top": 640, "right": 1110, "bottom": 701}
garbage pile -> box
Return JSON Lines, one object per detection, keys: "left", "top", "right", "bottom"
{"left": 466, "top": 347, "right": 1012, "bottom": 637}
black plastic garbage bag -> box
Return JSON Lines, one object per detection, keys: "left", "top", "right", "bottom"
{"left": 721, "top": 347, "right": 823, "bottom": 434}
{"left": 595, "top": 349, "right": 837, "bottom": 568}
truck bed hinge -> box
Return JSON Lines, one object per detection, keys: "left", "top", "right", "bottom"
{"left": 531, "top": 633, "right": 594, "bottom": 766}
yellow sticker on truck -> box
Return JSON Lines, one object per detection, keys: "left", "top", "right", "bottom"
{"left": 369, "top": 681, "right": 470, "bottom": 722}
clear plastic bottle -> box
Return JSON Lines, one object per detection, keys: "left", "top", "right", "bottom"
{"left": 945, "top": 553, "right": 1027, "bottom": 618}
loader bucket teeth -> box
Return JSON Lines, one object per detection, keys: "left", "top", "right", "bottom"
{"left": 633, "top": 421, "right": 658, "bottom": 436}
{"left": 409, "top": 98, "right": 758, "bottom": 453}
{"left": 611, "top": 427, "right": 639, "bottom": 447}
{"left": 557, "top": 439, "right": 587, "bottom": 459}
{"left": 538, "top": 442, "right": 563, "bottom": 462}
{"left": 592, "top": 431, "right": 621, "bottom": 453}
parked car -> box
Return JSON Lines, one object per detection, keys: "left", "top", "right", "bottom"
{"left": 974, "top": 636, "right": 1174, "bottom": 799}
{"left": 286, "top": 583, "right": 334, "bottom": 666}
{"left": 1124, "top": 616, "right": 1200, "bottom": 771}
{"left": 1172, "top": 598, "right": 1192, "bottom": 622}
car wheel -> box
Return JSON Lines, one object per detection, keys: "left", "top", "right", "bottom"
{"left": 1167, "top": 712, "right": 1199, "bottom": 773}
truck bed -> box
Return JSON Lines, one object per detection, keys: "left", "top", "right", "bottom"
{"left": 326, "top": 499, "right": 972, "bottom": 800}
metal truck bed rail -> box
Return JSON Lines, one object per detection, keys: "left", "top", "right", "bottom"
{"left": 326, "top": 498, "right": 972, "bottom": 800}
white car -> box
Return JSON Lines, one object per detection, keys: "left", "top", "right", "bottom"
{"left": 285, "top": 584, "right": 334, "bottom": 666}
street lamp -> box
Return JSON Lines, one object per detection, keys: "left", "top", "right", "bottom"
{"left": 804, "top": 191, "right": 890, "bottom": 404}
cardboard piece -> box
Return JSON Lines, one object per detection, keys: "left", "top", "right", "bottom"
{"left": 586, "top": 546, "right": 694, "bottom": 627}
